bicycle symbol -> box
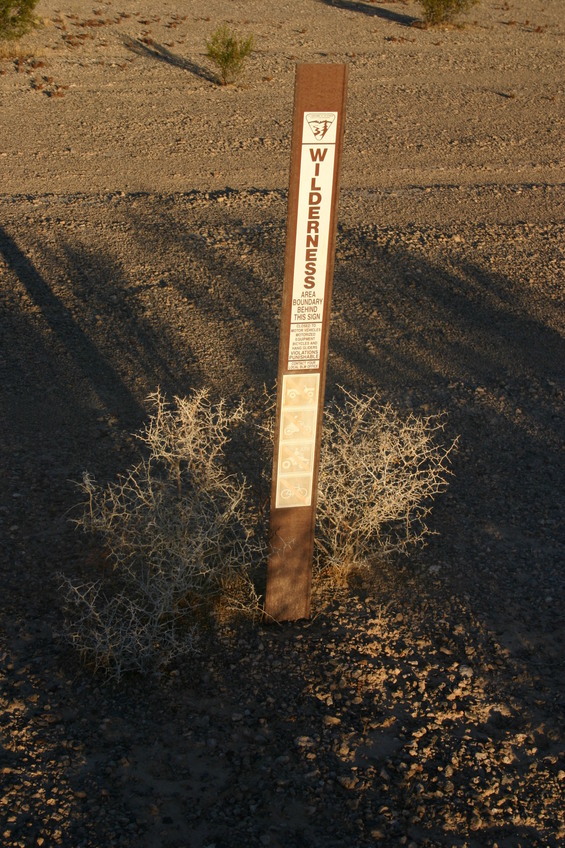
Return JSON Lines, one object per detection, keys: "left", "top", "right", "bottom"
{"left": 280, "top": 486, "right": 308, "bottom": 500}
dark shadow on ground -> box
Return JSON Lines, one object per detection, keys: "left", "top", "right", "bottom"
{"left": 0, "top": 226, "right": 143, "bottom": 426}
{"left": 318, "top": 0, "right": 418, "bottom": 26}
{"left": 1, "top": 195, "right": 563, "bottom": 848}
{"left": 0, "top": 219, "right": 204, "bottom": 619}
{"left": 2, "top": 196, "right": 563, "bottom": 665}
{"left": 122, "top": 34, "right": 217, "bottom": 81}
{"left": 125, "top": 197, "right": 282, "bottom": 400}
{"left": 122, "top": 197, "right": 565, "bottom": 669}
{"left": 55, "top": 239, "right": 199, "bottom": 402}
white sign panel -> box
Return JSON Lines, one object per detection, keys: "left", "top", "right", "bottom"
{"left": 275, "top": 373, "right": 320, "bottom": 508}
{"left": 287, "top": 112, "right": 337, "bottom": 371}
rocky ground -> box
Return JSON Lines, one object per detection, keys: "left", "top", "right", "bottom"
{"left": 1, "top": 1, "right": 564, "bottom": 846}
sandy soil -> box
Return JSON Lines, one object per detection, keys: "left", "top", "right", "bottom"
{"left": 1, "top": 1, "right": 564, "bottom": 847}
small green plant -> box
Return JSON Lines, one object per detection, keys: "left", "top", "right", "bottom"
{"left": 419, "top": 0, "right": 478, "bottom": 26}
{"left": 205, "top": 22, "right": 254, "bottom": 85}
{"left": 0, "top": 0, "right": 39, "bottom": 40}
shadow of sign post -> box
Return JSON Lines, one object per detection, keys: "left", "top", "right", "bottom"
{"left": 265, "top": 64, "right": 347, "bottom": 622}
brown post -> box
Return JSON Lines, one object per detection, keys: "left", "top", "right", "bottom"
{"left": 265, "top": 64, "right": 347, "bottom": 621}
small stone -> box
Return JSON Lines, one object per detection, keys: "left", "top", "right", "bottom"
{"left": 337, "top": 774, "right": 358, "bottom": 790}
{"left": 470, "top": 814, "right": 483, "bottom": 831}
{"left": 295, "top": 735, "right": 315, "bottom": 748}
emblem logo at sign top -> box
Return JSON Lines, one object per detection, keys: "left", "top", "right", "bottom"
{"left": 305, "top": 113, "right": 336, "bottom": 141}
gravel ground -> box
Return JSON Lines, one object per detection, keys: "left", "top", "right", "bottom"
{"left": 1, "top": 0, "right": 565, "bottom": 845}
{"left": 1, "top": 188, "right": 564, "bottom": 848}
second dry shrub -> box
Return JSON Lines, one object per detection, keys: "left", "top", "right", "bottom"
{"left": 315, "top": 391, "right": 457, "bottom": 584}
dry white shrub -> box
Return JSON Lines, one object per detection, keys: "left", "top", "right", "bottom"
{"left": 61, "top": 388, "right": 457, "bottom": 679}
{"left": 315, "top": 391, "right": 458, "bottom": 585}
{"left": 61, "top": 389, "right": 264, "bottom": 680}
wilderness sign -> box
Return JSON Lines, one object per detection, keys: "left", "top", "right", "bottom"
{"left": 287, "top": 114, "right": 337, "bottom": 372}
{"left": 265, "top": 64, "right": 347, "bottom": 622}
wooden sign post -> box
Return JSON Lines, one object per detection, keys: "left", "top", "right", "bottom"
{"left": 265, "top": 64, "right": 347, "bottom": 621}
